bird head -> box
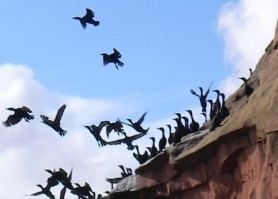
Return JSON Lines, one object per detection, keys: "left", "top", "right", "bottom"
{"left": 212, "top": 89, "right": 220, "bottom": 94}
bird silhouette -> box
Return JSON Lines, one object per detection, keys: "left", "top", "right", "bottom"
{"left": 149, "top": 137, "right": 159, "bottom": 157}
{"left": 185, "top": 110, "right": 199, "bottom": 133}
{"left": 133, "top": 145, "right": 149, "bottom": 164}
{"left": 41, "top": 104, "right": 67, "bottom": 136}
{"left": 118, "top": 111, "right": 149, "bottom": 134}
{"left": 105, "top": 131, "right": 146, "bottom": 150}
{"left": 84, "top": 121, "right": 109, "bottom": 147}
{"left": 190, "top": 84, "right": 211, "bottom": 113}
{"left": 166, "top": 124, "right": 174, "bottom": 145}
{"left": 100, "top": 48, "right": 124, "bottom": 69}
{"left": 29, "top": 184, "right": 55, "bottom": 199}
{"left": 3, "top": 106, "right": 34, "bottom": 127}
{"left": 106, "top": 120, "right": 125, "bottom": 138}
{"left": 73, "top": 8, "right": 99, "bottom": 29}
{"left": 71, "top": 182, "right": 95, "bottom": 199}
{"left": 239, "top": 77, "right": 254, "bottom": 98}
{"left": 157, "top": 127, "right": 167, "bottom": 152}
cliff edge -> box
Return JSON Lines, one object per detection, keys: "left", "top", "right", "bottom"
{"left": 107, "top": 22, "right": 278, "bottom": 199}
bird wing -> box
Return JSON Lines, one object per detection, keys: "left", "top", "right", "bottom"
{"left": 21, "top": 106, "right": 32, "bottom": 113}
{"left": 190, "top": 89, "right": 199, "bottom": 97}
{"left": 98, "top": 120, "right": 109, "bottom": 130}
{"left": 3, "top": 115, "right": 22, "bottom": 127}
{"left": 128, "top": 132, "right": 146, "bottom": 141}
{"left": 54, "top": 104, "right": 66, "bottom": 125}
{"left": 85, "top": 8, "right": 95, "bottom": 18}
{"left": 113, "top": 48, "right": 121, "bottom": 58}
{"left": 136, "top": 111, "right": 147, "bottom": 125}
{"left": 204, "top": 82, "right": 213, "bottom": 98}
{"left": 40, "top": 115, "right": 52, "bottom": 125}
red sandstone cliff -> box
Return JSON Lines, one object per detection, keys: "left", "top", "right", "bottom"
{"left": 107, "top": 24, "right": 278, "bottom": 199}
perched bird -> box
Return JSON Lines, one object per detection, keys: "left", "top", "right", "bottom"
{"left": 173, "top": 118, "right": 183, "bottom": 145}
{"left": 3, "top": 106, "right": 34, "bottom": 127}
{"left": 133, "top": 145, "right": 149, "bottom": 164}
{"left": 41, "top": 104, "right": 67, "bottom": 136}
{"left": 157, "top": 127, "right": 167, "bottom": 152}
{"left": 206, "top": 99, "right": 216, "bottom": 121}
{"left": 73, "top": 8, "right": 99, "bottom": 29}
{"left": 212, "top": 90, "right": 221, "bottom": 112}
{"left": 166, "top": 124, "right": 174, "bottom": 145}
{"left": 105, "top": 131, "right": 146, "bottom": 150}
{"left": 220, "top": 93, "right": 229, "bottom": 120}
{"left": 149, "top": 137, "right": 158, "bottom": 157}
{"left": 185, "top": 110, "right": 199, "bottom": 133}
{"left": 190, "top": 84, "right": 211, "bottom": 113}
{"left": 29, "top": 184, "right": 55, "bottom": 199}
{"left": 118, "top": 111, "right": 149, "bottom": 134}
{"left": 100, "top": 48, "right": 124, "bottom": 69}
{"left": 239, "top": 77, "right": 254, "bottom": 98}
{"left": 118, "top": 165, "right": 132, "bottom": 178}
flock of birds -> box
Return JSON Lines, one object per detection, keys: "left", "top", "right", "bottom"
{"left": 2, "top": 6, "right": 257, "bottom": 199}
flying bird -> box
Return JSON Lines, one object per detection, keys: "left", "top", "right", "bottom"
{"left": 40, "top": 104, "right": 67, "bottom": 136}
{"left": 105, "top": 131, "right": 146, "bottom": 150}
{"left": 3, "top": 106, "right": 34, "bottom": 127}
{"left": 100, "top": 48, "right": 124, "bottom": 69}
{"left": 29, "top": 184, "right": 55, "bottom": 199}
{"left": 73, "top": 8, "right": 99, "bottom": 29}
{"left": 118, "top": 111, "right": 149, "bottom": 134}
{"left": 84, "top": 121, "right": 109, "bottom": 147}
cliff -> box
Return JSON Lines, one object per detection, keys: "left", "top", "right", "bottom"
{"left": 107, "top": 25, "right": 278, "bottom": 199}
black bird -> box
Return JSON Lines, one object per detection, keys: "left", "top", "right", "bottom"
{"left": 118, "top": 111, "right": 149, "bottom": 134}
{"left": 41, "top": 104, "right": 67, "bottom": 136}
{"left": 84, "top": 121, "right": 109, "bottom": 147}
{"left": 45, "top": 168, "right": 73, "bottom": 190}
{"left": 166, "top": 124, "right": 174, "bottom": 145}
{"left": 73, "top": 8, "right": 100, "bottom": 29}
{"left": 212, "top": 90, "right": 221, "bottom": 112}
{"left": 173, "top": 118, "right": 183, "bottom": 145}
{"left": 106, "top": 177, "right": 123, "bottom": 189}
{"left": 106, "top": 120, "right": 124, "bottom": 138}
{"left": 200, "top": 112, "right": 207, "bottom": 123}
{"left": 239, "top": 77, "right": 254, "bottom": 98}
{"left": 181, "top": 116, "right": 191, "bottom": 136}
{"left": 210, "top": 108, "right": 222, "bottom": 131}
{"left": 71, "top": 182, "right": 94, "bottom": 199}
{"left": 220, "top": 93, "right": 229, "bottom": 120}
{"left": 29, "top": 184, "right": 55, "bottom": 199}
{"left": 249, "top": 68, "right": 253, "bottom": 77}
{"left": 3, "top": 106, "right": 34, "bottom": 127}
{"left": 105, "top": 131, "right": 146, "bottom": 150}
{"left": 206, "top": 99, "right": 216, "bottom": 121}
{"left": 190, "top": 84, "right": 211, "bottom": 113}
{"left": 118, "top": 165, "right": 132, "bottom": 178}
{"left": 133, "top": 145, "right": 149, "bottom": 164}
{"left": 149, "top": 137, "right": 158, "bottom": 157}
{"left": 157, "top": 127, "right": 167, "bottom": 152}
{"left": 100, "top": 48, "right": 124, "bottom": 69}
{"left": 185, "top": 110, "right": 199, "bottom": 133}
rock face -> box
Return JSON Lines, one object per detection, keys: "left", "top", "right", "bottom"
{"left": 107, "top": 25, "right": 278, "bottom": 199}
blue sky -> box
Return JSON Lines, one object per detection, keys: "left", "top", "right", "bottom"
{"left": 0, "top": 0, "right": 277, "bottom": 198}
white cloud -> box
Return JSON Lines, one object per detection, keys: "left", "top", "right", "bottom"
{"left": 0, "top": 63, "right": 141, "bottom": 199}
{"left": 217, "top": 0, "right": 278, "bottom": 95}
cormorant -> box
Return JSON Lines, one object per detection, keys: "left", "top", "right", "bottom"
{"left": 106, "top": 177, "right": 123, "bottom": 189}
{"left": 185, "top": 110, "right": 199, "bottom": 133}
{"left": 73, "top": 8, "right": 100, "bottom": 29}
{"left": 106, "top": 120, "right": 124, "bottom": 138}
{"left": 71, "top": 182, "right": 95, "bottom": 199}
{"left": 220, "top": 93, "right": 229, "bottom": 120}
{"left": 181, "top": 116, "right": 191, "bottom": 136}
{"left": 173, "top": 118, "right": 183, "bottom": 145}
{"left": 3, "top": 106, "right": 34, "bottom": 127}
{"left": 149, "top": 137, "right": 158, "bottom": 157}
{"left": 166, "top": 124, "right": 174, "bottom": 145}
{"left": 190, "top": 84, "right": 211, "bottom": 113}
{"left": 206, "top": 99, "right": 216, "bottom": 121}
{"left": 118, "top": 165, "right": 132, "bottom": 178}
{"left": 45, "top": 168, "right": 73, "bottom": 190}
{"left": 100, "top": 48, "right": 124, "bottom": 69}
{"left": 40, "top": 104, "right": 67, "bottom": 136}
{"left": 133, "top": 145, "right": 149, "bottom": 164}
{"left": 157, "top": 127, "right": 167, "bottom": 152}
{"left": 200, "top": 112, "right": 207, "bottom": 123}
{"left": 212, "top": 90, "right": 221, "bottom": 112}
{"left": 105, "top": 131, "right": 146, "bottom": 150}
{"left": 29, "top": 184, "right": 55, "bottom": 199}
{"left": 118, "top": 111, "right": 149, "bottom": 134}
{"left": 84, "top": 121, "right": 109, "bottom": 147}
{"left": 239, "top": 77, "right": 254, "bottom": 98}
{"left": 210, "top": 109, "right": 222, "bottom": 131}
